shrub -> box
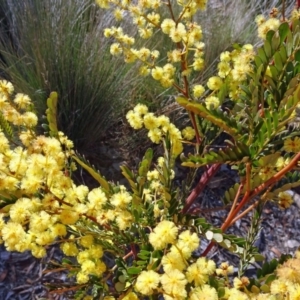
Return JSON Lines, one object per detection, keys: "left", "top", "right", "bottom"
{"left": 0, "top": 0, "right": 146, "bottom": 165}
{"left": 0, "top": 0, "right": 300, "bottom": 299}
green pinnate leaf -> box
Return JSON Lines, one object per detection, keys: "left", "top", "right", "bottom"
{"left": 224, "top": 183, "right": 240, "bottom": 204}
{"left": 176, "top": 97, "right": 242, "bottom": 138}
{"left": 46, "top": 91, "right": 58, "bottom": 137}
{"left": 72, "top": 155, "right": 111, "bottom": 193}
{"left": 0, "top": 112, "right": 13, "bottom": 138}
{"left": 182, "top": 141, "right": 250, "bottom": 168}
{"left": 138, "top": 149, "right": 153, "bottom": 177}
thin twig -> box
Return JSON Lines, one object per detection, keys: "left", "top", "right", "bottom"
{"left": 181, "top": 163, "right": 221, "bottom": 214}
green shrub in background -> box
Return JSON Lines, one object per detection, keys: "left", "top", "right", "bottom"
{"left": 0, "top": 0, "right": 300, "bottom": 300}
{"left": 0, "top": 0, "right": 153, "bottom": 165}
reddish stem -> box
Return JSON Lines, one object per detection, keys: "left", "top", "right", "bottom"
{"left": 202, "top": 152, "right": 300, "bottom": 256}
{"left": 181, "top": 163, "right": 221, "bottom": 214}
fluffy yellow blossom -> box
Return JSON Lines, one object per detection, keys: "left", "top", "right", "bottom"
{"left": 31, "top": 245, "right": 46, "bottom": 258}
{"left": 2, "top": 222, "right": 27, "bottom": 251}
{"left": 149, "top": 220, "right": 178, "bottom": 250}
{"left": 189, "top": 285, "right": 218, "bottom": 300}
{"left": 9, "top": 197, "right": 35, "bottom": 224}
{"left": 113, "top": 8, "right": 123, "bottom": 21}
{"left": 205, "top": 96, "right": 220, "bottom": 109}
{"left": 218, "top": 61, "right": 231, "bottom": 78}
{"left": 176, "top": 230, "right": 200, "bottom": 258}
{"left": 135, "top": 270, "right": 160, "bottom": 295}
{"left": 207, "top": 76, "right": 223, "bottom": 91}
{"left": 126, "top": 110, "right": 143, "bottom": 129}
{"left": 255, "top": 15, "right": 266, "bottom": 26}
{"left": 8, "top": 147, "right": 28, "bottom": 174}
{"left": 172, "top": 140, "right": 183, "bottom": 157}
{"left": 161, "top": 18, "right": 176, "bottom": 34}
{"left": 270, "top": 278, "right": 289, "bottom": 294}
{"left": 81, "top": 259, "right": 96, "bottom": 274}
{"left": 157, "top": 115, "right": 170, "bottom": 129}
{"left": 233, "top": 276, "right": 250, "bottom": 290}
{"left": 77, "top": 250, "right": 90, "bottom": 264}
{"left": 284, "top": 137, "right": 300, "bottom": 153}
{"left": 258, "top": 18, "right": 280, "bottom": 40}
{"left": 0, "top": 132, "right": 9, "bottom": 152}
{"left": 75, "top": 185, "right": 89, "bottom": 201}
{"left": 258, "top": 165, "right": 276, "bottom": 180}
{"left": 0, "top": 80, "right": 14, "bottom": 95}
{"left": 143, "top": 112, "right": 160, "bottom": 130}
{"left": 80, "top": 235, "right": 94, "bottom": 248}
{"left": 133, "top": 104, "right": 148, "bottom": 115}
{"left": 93, "top": 260, "right": 106, "bottom": 276}
{"left": 139, "top": 65, "right": 150, "bottom": 76}
{"left": 182, "top": 126, "right": 195, "bottom": 141}
{"left": 87, "top": 187, "right": 107, "bottom": 209}
{"left": 167, "top": 123, "right": 182, "bottom": 140}
{"left": 20, "top": 111, "right": 38, "bottom": 127}
{"left": 147, "top": 12, "right": 160, "bottom": 26}
{"left": 277, "top": 191, "right": 293, "bottom": 209}
{"left": 35, "top": 231, "right": 55, "bottom": 246}
{"left": 50, "top": 223, "right": 67, "bottom": 237}
{"left": 148, "top": 128, "right": 162, "bottom": 143}
{"left": 60, "top": 209, "right": 79, "bottom": 225}
{"left": 289, "top": 284, "right": 300, "bottom": 299}
{"left": 88, "top": 244, "right": 104, "bottom": 258}
{"left": 151, "top": 66, "right": 164, "bottom": 80}
{"left": 13, "top": 93, "right": 31, "bottom": 109}
{"left": 161, "top": 248, "right": 186, "bottom": 272}
{"left": 216, "top": 261, "right": 234, "bottom": 276}
{"left": 186, "top": 262, "right": 208, "bottom": 286}
{"left": 198, "top": 257, "right": 216, "bottom": 274}
{"left": 161, "top": 269, "right": 187, "bottom": 299}
{"left": 160, "top": 76, "right": 174, "bottom": 88}
{"left": 169, "top": 23, "right": 186, "bottom": 43}
{"left": 193, "top": 84, "right": 205, "bottom": 98}
{"left": 275, "top": 156, "right": 291, "bottom": 170}
{"left": 168, "top": 49, "right": 182, "bottom": 62}
{"left": 228, "top": 288, "right": 249, "bottom": 300}
{"left": 122, "top": 292, "right": 138, "bottom": 300}
{"left": 138, "top": 27, "right": 153, "bottom": 39}
{"left": 276, "top": 257, "right": 300, "bottom": 283}
{"left": 115, "top": 210, "right": 133, "bottom": 230}
{"left": 192, "top": 57, "right": 204, "bottom": 71}
{"left": 220, "top": 51, "right": 231, "bottom": 62}
{"left": 76, "top": 271, "right": 89, "bottom": 284}
{"left": 291, "top": 9, "right": 300, "bottom": 21}
{"left": 147, "top": 170, "right": 160, "bottom": 181}
{"left": 110, "top": 43, "right": 122, "bottom": 56}
{"left": 30, "top": 211, "right": 54, "bottom": 233}
{"left": 163, "top": 63, "right": 176, "bottom": 77}
{"left": 110, "top": 188, "right": 132, "bottom": 208}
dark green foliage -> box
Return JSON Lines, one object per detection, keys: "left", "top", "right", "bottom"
{"left": 0, "top": 0, "right": 141, "bottom": 167}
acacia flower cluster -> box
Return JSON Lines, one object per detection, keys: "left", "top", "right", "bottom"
{"left": 0, "top": 0, "right": 299, "bottom": 296}
{"left": 0, "top": 81, "right": 133, "bottom": 283}
{"left": 99, "top": 0, "right": 207, "bottom": 90}
{"left": 126, "top": 103, "right": 195, "bottom": 157}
